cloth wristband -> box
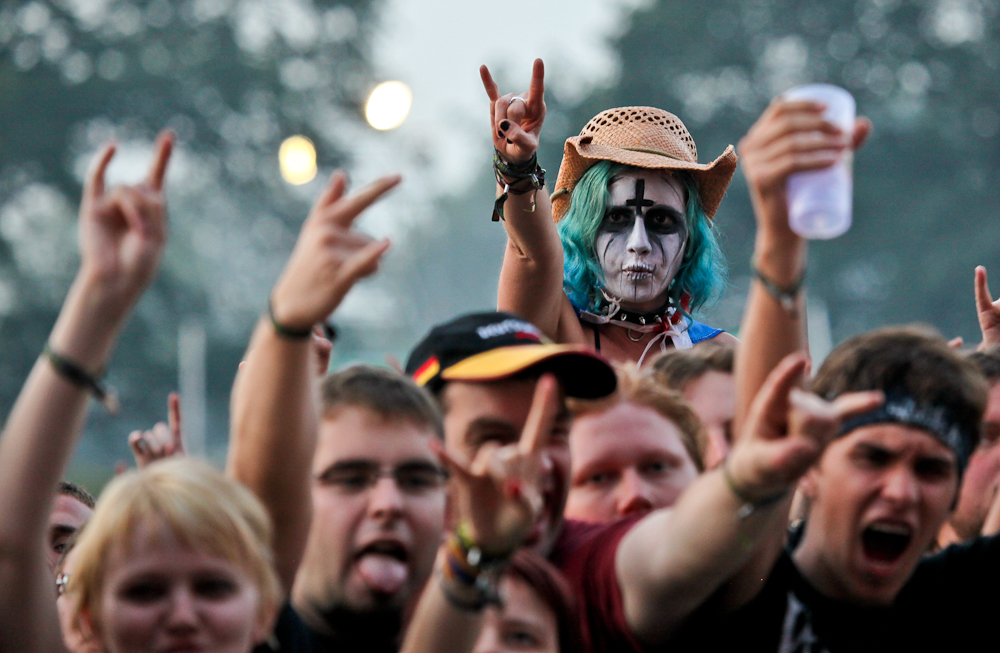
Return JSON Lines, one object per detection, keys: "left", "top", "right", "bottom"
{"left": 267, "top": 298, "right": 313, "bottom": 340}
{"left": 43, "top": 345, "right": 119, "bottom": 414}
{"left": 838, "top": 389, "right": 972, "bottom": 476}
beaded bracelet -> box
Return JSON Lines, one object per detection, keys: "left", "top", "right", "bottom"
{"left": 437, "top": 524, "right": 512, "bottom": 612}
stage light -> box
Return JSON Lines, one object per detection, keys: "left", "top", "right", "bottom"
{"left": 365, "top": 81, "right": 412, "bottom": 130}
{"left": 279, "top": 135, "right": 317, "bottom": 185}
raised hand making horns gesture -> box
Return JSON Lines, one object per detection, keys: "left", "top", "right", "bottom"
{"left": 79, "top": 131, "right": 173, "bottom": 306}
{"left": 481, "top": 58, "right": 546, "bottom": 165}
{"left": 435, "top": 373, "right": 563, "bottom": 557}
{"left": 270, "top": 170, "right": 401, "bottom": 332}
{"left": 48, "top": 131, "right": 174, "bottom": 372}
{"left": 726, "top": 354, "right": 884, "bottom": 502}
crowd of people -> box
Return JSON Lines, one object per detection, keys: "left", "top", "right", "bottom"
{"left": 3, "top": 57, "right": 1000, "bottom": 653}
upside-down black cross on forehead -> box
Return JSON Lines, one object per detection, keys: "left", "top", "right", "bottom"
{"left": 625, "top": 179, "right": 655, "bottom": 217}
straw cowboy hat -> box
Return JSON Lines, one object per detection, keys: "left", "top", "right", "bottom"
{"left": 549, "top": 106, "right": 738, "bottom": 222}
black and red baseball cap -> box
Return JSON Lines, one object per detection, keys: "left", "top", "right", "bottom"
{"left": 405, "top": 312, "right": 617, "bottom": 399}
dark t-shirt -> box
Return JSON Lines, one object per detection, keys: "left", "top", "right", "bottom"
{"left": 254, "top": 604, "right": 400, "bottom": 653}
{"left": 671, "top": 534, "right": 1000, "bottom": 652}
{"left": 549, "top": 518, "right": 644, "bottom": 653}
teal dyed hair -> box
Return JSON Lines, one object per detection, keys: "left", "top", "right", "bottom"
{"left": 558, "top": 161, "right": 726, "bottom": 314}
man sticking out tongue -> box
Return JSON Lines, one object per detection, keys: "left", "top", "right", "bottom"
{"left": 230, "top": 170, "right": 450, "bottom": 653}
{"left": 358, "top": 552, "right": 410, "bottom": 596}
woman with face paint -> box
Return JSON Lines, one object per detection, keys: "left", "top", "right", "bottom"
{"left": 482, "top": 60, "right": 739, "bottom": 366}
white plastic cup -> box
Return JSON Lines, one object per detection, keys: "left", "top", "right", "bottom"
{"left": 783, "top": 84, "right": 856, "bottom": 240}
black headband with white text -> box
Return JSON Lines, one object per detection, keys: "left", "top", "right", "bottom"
{"left": 838, "top": 390, "right": 974, "bottom": 474}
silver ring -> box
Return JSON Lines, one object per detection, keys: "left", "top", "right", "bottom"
{"left": 508, "top": 96, "right": 527, "bottom": 106}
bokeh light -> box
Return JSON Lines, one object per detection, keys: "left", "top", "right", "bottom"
{"left": 365, "top": 81, "right": 412, "bottom": 130}
{"left": 279, "top": 135, "right": 317, "bottom": 185}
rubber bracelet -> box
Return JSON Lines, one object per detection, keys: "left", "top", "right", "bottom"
{"left": 267, "top": 298, "right": 313, "bottom": 340}
{"left": 43, "top": 345, "right": 119, "bottom": 414}
{"left": 443, "top": 546, "right": 480, "bottom": 586}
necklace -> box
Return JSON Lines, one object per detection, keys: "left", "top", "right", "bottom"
{"left": 612, "top": 304, "right": 677, "bottom": 328}
{"left": 577, "top": 291, "right": 695, "bottom": 364}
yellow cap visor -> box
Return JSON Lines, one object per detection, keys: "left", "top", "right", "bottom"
{"left": 440, "top": 344, "right": 616, "bottom": 399}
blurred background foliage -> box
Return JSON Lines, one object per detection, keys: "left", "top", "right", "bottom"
{"left": 0, "top": 0, "right": 384, "bottom": 485}
{"left": 1, "top": 0, "right": 998, "bottom": 490}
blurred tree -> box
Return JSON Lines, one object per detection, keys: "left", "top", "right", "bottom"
{"left": 0, "top": 0, "right": 381, "bottom": 484}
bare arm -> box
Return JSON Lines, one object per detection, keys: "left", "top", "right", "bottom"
{"left": 399, "top": 568, "right": 485, "bottom": 653}
{"left": 721, "top": 99, "right": 873, "bottom": 602}
{"left": 616, "top": 356, "right": 882, "bottom": 643}
{"left": 226, "top": 171, "right": 399, "bottom": 591}
{"left": 0, "top": 135, "right": 172, "bottom": 652}
{"left": 481, "top": 60, "right": 567, "bottom": 338}
{"left": 401, "top": 376, "right": 561, "bottom": 653}
{"left": 496, "top": 187, "right": 565, "bottom": 336}
{"left": 669, "top": 98, "right": 873, "bottom": 626}
{"left": 735, "top": 99, "right": 853, "bottom": 433}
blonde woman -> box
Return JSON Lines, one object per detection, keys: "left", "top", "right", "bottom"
{"left": 61, "top": 459, "right": 281, "bottom": 652}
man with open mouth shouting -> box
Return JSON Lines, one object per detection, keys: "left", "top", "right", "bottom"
{"left": 482, "top": 60, "right": 737, "bottom": 366}
{"left": 659, "top": 327, "right": 992, "bottom": 653}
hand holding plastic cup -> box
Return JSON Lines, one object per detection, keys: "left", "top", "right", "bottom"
{"left": 783, "top": 84, "right": 856, "bottom": 240}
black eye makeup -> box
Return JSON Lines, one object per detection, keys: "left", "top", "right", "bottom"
{"left": 603, "top": 207, "right": 633, "bottom": 227}
{"left": 644, "top": 207, "right": 685, "bottom": 234}
{"left": 600, "top": 205, "right": 685, "bottom": 235}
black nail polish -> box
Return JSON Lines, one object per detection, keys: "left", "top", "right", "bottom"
{"left": 506, "top": 138, "right": 512, "bottom": 144}
{"left": 498, "top": 130, "right": 504, "bottom": 139}
{"left": 500, "top": 120, "right": 510, "bottom": 131}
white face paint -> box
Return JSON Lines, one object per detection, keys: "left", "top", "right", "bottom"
{"left": 595, "top": 170, "right": 687, "bottom": 313}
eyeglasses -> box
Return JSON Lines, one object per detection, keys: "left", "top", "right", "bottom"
{"left": 318, "top": 462, "right": 448, "bottom": 495}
